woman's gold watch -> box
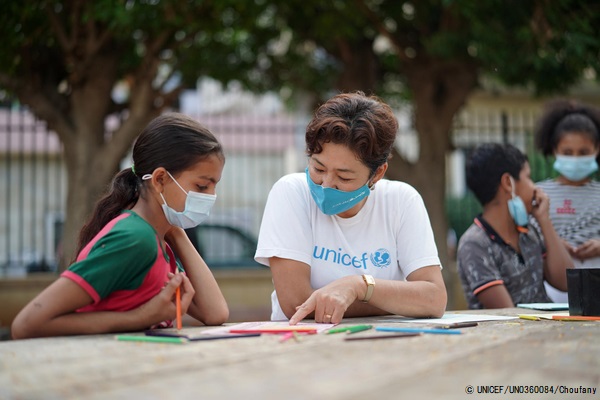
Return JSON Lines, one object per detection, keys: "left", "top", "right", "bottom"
{"left": 361, "top": 274, "right": 375, "bottom": 302}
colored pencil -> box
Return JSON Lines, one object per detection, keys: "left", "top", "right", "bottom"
{"left": 375, "top": 326, "right": 462, "bottom": 335}
{"left": 552, "top": 315, "right": 600, "bottom": 321}
{"left": 327, "top": 325, "right": 373, "bottom": 334}
{"left": 116, "top": 335, "right": 186, "bottom": 344}
{"left": 175, "top": 269, "right": 182, "bottom": 330}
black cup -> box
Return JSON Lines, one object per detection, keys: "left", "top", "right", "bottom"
{"left": 567, "top": 268, "right": 600, "bottom": 316}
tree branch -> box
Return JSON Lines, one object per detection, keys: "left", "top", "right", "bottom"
{"left": 0, "top": 73, "right": 16, "bottom": 92}
{"left": 161, "top": 84, "right": 185, "bottom": 108}
{"left": 355, "top": 0, "right": 411, "bottom": 63}
{"left": 44, "top": 3, "right": 71, "bottom": 52}
{"left": 126, "top": 31, "right": 174, "bottom": 94}
{"left": 85, "top": 16, "right": 114, "bottom": 56}
{"left": 14, "top": 79, "right": 74, "bottom": 143}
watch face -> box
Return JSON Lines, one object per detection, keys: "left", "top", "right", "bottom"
{"left": 364, "top": 274, "right": 375, "bottom": 285}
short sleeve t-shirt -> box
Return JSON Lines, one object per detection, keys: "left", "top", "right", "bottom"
{"left": 457, "top": 216, "right": 551, "bottom": 309}
{"left": 61, "top": 211, "right": 178, "bottom": 316}
{"left": 255, "top": 172, "right": 441, "bottom": 320}
{"left": 537, "top": 179, "right": 600, "bottom": 268}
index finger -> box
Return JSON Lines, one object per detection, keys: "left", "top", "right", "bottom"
{"left": 289, "top": 296, "right": 316, "bottom": 325}
{"left": 163, "top": 273, "right": 183, "bottom": 297}
{"left": 179, "top": 274, "right": 195, "bottom": 311}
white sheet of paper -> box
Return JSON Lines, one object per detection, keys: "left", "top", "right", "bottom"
{"left": 378, "top": 313, "right": 518, "bottom": 324}
{"left": 517, "top": 303, "right": 569, "bottom": 311}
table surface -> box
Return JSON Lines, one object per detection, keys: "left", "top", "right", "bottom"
{"left": 1, "top": 308, "right": 599, "bottom": 400}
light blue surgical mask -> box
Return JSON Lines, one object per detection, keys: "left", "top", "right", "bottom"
{"left": 305, "top": 168, "right": 371, "bottom": 215}
{"left": 553, "top": 155, "right": 598, "bottom": 182}
{"left": 143, "top": 171, "right": 216, "bottom": 229}
{"left": 507, "top": 176, "right": 529, "bottom": 227}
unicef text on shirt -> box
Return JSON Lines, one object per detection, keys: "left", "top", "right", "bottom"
{"left": 313, "top": 247, "right": 392, "bottom": 269}
{"left": 313, "top": 246, "right": 370, "bottom": 269}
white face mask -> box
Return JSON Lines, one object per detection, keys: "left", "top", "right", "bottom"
{"left": 553, "top": 155, "right": 599, "bottom": 181}
{"left": 143, "top": 171, "right": 216, "bottom": 229}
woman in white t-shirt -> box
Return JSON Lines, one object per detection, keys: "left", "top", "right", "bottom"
{"left": 535, "top": 99, "right": 600, "bottom": 302}
{"left": 255, "top": 92, "right": 447, "bottom": 324}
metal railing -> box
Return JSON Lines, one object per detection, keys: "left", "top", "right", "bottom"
{"left": 0, "top": 107, "right": 303, "bottom": 275}
{"left": 0, "top": 105, "right": 576, "bottom": 276}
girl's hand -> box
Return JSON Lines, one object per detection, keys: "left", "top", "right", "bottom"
{"left": 289, "top": 276, "right": 361, "bottom": 325}
{"left": 137, "top": 273, "right": 195, "bottom": 326}
{"left": 530, "top": 188, "right": 550, "bottom": 221}
{"left": 573, "top": 239, "right": 600, "bottom": 260}
{"left": 562, "top": 239, "right": 577, "bottom": 258}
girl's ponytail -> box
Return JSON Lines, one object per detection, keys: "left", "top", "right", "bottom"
{"left": 73, "top": 168, "right": 140, "bottom": 259}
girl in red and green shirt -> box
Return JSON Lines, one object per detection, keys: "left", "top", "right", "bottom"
{"left": 12, "top": 113, "right": 229, "bottom": 338}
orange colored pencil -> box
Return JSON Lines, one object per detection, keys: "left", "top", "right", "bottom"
{"left": 175, "top": 271, "right": 182, "bottom": 330}
{"left": 552, "top": 315, "right": 600, "bottom": 321}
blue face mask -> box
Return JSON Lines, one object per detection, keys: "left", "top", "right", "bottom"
{"left": 507, "top": 177, "right": 529, "bottom": 227}
{"left": 305, "top": 168, "right": 371, "bottom": 215}
{"left": 553, "top": 155, "right": 598, "bottom": 182}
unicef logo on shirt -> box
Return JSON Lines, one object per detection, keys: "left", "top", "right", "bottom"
{"left": 370, "top": 248, "right": 391, "bottom": 268}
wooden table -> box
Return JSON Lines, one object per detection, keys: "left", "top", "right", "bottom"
{"left": 1, "top": 308, "right": 599, "bottom": 399}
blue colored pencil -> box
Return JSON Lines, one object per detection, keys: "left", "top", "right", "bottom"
{"left": 375, "top": 326, "right": 462, "bottom": 335}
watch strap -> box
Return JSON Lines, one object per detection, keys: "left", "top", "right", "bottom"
{"left": 361, "top": 274, "right": 375, "bottom": 302}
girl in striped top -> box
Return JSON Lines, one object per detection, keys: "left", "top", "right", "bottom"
{"left": 535, "top": 99, "right": 600, "bottom": 301}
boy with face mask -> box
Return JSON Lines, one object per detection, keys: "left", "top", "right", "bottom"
{"left": 534, "top": 99, "right": 600, "bottom": 302}
{"left": 457, "top": 143, "right": 573, "bottom": 309}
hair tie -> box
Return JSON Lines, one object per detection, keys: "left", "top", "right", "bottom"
{"left": 131, "top": 164, "right": 136, "bottom": 174}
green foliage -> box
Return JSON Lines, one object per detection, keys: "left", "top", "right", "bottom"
{"left": 353, "top": 0, "right": 600, "bottom": 97}
{"left": 454, "top": 0, "right": 600, "bottom": 94}
{"left": 4, "top": 1, "right": 597, "bottom": 110}
{"left": 446, "top": 192, "right": 481, "bottom": 239}
{"left": 0, "top": 1, "right": 291, "bottom": 99}
{"left": 528, "top": 150, "right": 557, "bottom": 183}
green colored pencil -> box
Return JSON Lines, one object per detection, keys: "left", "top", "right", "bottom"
{"left": 115, "top": 335, "right": 186, "bottom": 344}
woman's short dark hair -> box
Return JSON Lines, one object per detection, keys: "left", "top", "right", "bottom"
{"left": 466, "top": 143, "right": 528, "bottom": 206}
{"left": 535, "top": 98, "right": 600, "bottom": 161}
{"left": 305, "top": 91, "right": 398, "bottom": 174}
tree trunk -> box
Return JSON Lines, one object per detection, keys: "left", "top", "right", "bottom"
{"left": 387, "top": 58, "right": 478, "bottom": 309}
{"left": 60, "top": 119, "right": 156, "bottom": 268}
{"left": 59, "top": 110, "right": 157, "bottom": 268}
{"left": 332, "top": 37, "right": 379, "bottom": 94}
{"left": 56, "top": 62, "right": 159, "bottom": 268}
{"left": 61, "top": 145, "right": 112, "bottom": 267}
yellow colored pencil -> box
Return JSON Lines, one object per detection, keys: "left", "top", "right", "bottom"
{"left": 518, "top": 315, "right": 540, "bottom": 321}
